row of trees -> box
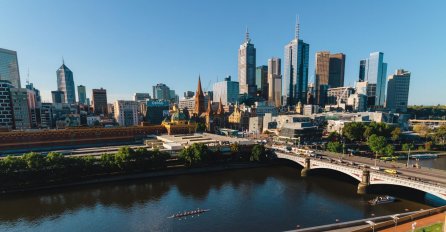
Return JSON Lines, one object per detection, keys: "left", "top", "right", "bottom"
{"left": 0, "top": 147, "right": 171, "bottom": 188}
{"left": 341, "top": 122, "right": 401, "bottom": 142}
{"left": 178, "top": 143, "right": 272, "bottom": 167}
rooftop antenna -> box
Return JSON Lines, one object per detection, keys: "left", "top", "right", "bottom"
{"left": 295, "top": 15, "right": 300, "bottom": 40}
{"left": 245, "top": 26, "right": 250, "bottom": 43}
{"left": 26, "top": 67, "right": 30, "bottom": 85}
{"left": 62, "top": 56, "right": 65, "bottom": 65}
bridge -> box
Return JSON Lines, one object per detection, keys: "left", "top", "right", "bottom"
{"left": 274, "top": 151, "right": 446, "bottom": 201}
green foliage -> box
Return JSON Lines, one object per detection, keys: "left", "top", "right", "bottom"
{"left": 363, "top": 122, "right": 394, "bottom": 139}
{"left": 327, "top": 141, "right": 342, "bottom": 153}
{"left": 179, "top": 143, "right": 210, "bottom": 166}
{"left": 391, "top": 127, "right": 401, "bottom": 141}
{"left": 384, "top": 144, "right": 395, "bottom": 156}
{"left": 250, "top": 144, "right": 267, "bottom": 162}
{"left": 413, "top": 124, "right": 431, "bottom": 138}
{"left": 342, "top": 122, "right": 365, "bottom": 141}
{"left": 367, "top": 134, "right": 387, "bottom": 155}
{"left": 402, "top": 143, "right": 414, "bottom": 152}
{"left": 327, "top": 132, "right": 341, "bottom": 142}
{"left": 424, "top": 141, "right": 433, "bottom": 151}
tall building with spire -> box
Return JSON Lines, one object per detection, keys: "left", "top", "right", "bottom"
{"left": 194, "top": 76, "right": 206, "bottom": 116}
{"left": 57, "top": 60, "right": 76, "bottom": 104}
{"left": 238, "top": 28, "right": 257, "bottom": 97}
{"left": 283, "top": 17, "right": 310, "bottom": 106}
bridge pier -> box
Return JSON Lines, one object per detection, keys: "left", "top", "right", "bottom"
{"left": 301, "top": 157, "right": 311, "bottom": 177}
{"left": 357, "top": 169, "right": 370, "bottom": 194}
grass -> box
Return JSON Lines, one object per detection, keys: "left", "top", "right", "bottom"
{"left": 414, "top": 222, "right": 444, "bottom": 232}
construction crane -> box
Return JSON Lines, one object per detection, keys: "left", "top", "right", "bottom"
{"left": 337, "top": 87, "right": 350, "bottom": 108}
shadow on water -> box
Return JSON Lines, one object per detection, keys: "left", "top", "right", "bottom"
{"left": 0, "top": 168, "right": 270, "bottom": 223}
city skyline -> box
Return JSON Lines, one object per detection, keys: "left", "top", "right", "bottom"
{"left": 0, "top": 1, "right": 445, "bottom": 105}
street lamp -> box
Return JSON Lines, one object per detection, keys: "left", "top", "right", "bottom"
{"left": 406, "top": 146, "right": 411, "bottom": 167}
{"left": 366, "top": 220, "right": 376, "bottom": 232}
{"left": 390, "top": 214, "right": 399, "bottom": 232}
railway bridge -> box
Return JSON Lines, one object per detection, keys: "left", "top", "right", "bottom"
{"left": 275, "top": 152, "right": 446, "bottom": 201}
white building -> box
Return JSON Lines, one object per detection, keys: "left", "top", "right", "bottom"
{"left": 87, "top": 116, "right": 101, "bottom": 126}
{"left": 114, "top": 100, "right": 138, "bottom": 127}
{"left": 213, "top": 76, "right": 239, "bottom": 106}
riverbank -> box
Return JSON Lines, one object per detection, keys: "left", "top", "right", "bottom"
{"left": 0, "top": 162, "right": 271, "bottom": 195}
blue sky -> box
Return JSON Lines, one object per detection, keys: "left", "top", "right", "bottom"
{"left": 1, "top": 0, "right": 445, "bottom": 105}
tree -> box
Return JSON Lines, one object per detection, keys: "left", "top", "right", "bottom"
{"left": 22, "top": 152, "right": 46, "bottom": 171}
{"left": 179, "top": 143, "right": 210, "bottom": 166}
{"left": 433, "top": 125, "right": 446, "bottom": 149}
{"left": 367, "top": 134, "right": 387, "bottom": 156}
{"left": 342, "top": 122, "right": 365, "bottom": 141}
{"left": 391, "top": 127, "right": 402, "bottom": 142}
{"left": 384, "top": 144, "right": 395, "bottom": 156}
{"left": 364, "top": 122, "right": 393, "bottom": 139}
{"left": 250, "top": 144, "right": 267, "bottom": 162}
{"left": 327, "top": 141, "right": 342, "bottom": 153}
{"left": 413, "top": 124, "right": 430, "bottom": 138}
{"left": 327, "top": 131, "right": 341, "bottom": 142}
{"left": 196, "top": 122, "right": 206, "bottom": 132}
{"left": 402, "top": 143, "right": 414, "bottom": 153}
{"left": 425, "top": 141, "right": 433, "bottom": 151}
{"left": 46, "top": 152, "right": 66, "bottom": 170}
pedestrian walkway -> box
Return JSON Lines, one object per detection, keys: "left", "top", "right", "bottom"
{"left": 379, "top": 213, "right": 445, "bottom": 232}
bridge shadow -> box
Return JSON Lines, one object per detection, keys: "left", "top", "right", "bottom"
{"left": 367, "top": 184, "right": 446, "bottom": 207}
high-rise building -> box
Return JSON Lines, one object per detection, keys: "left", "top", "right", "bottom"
{"left": 51, "top": 90, "right": 65, "bottom": 104}
{"left": 152, "top": 83, "right": 171, "bottom": 101}
{"left": 92, "top": 88, "right": 108, "bottom": 115}
{"left": 315, "top": 51, "right": 330, "bottom": 106}
{"left": 283, "top": 18, "right": 309, "bottom": 106}
{"left": 57, "top": 61, "right": 76, "bottom": 104}
{"left": 358, "top": 60, "right": 366, "bottom": 82}
{"left": 267, "top": 57, "right": 282, "bottom": 107}
{"left": 133, "top": 93, "right": 151, "bottom": 102}
{"left": 255, "top": 65, "right": 268, "bottom": 99}
{"left": 77, "top": 85, "right": 87, "bottom": 104}
{"left": 0, "top": 48, "right": 21, "bottom": 88}
{"left": 184, "top": 91, "right": 194, "bottom": 99}
{"left": 363, "top": 52, "right": 387, "bottom": 106}
{"left": 194, "top": 76, "right": 206, "bottom": 116}
{"left": 213, "top": 75, "right": 239, "bottom": 106}
{"left": 114, "top": 100, "right": 139, "bottom": 127}
{"left": 385, "top": 69, "right": 411, "bottom": 113}
{"left": 10, "top": 88, "right": 31, "bottom": 129}
{"left": 146, "top": 100, "right": 170, "bottom": 125}
{"left": 328, "top": 53, "right": 346, "bottom": 88}
{"left": 25, "top": 82, "right": 42, "bottom": 128}
{"left": 238, "top": 28, "right": 257, "bottom": 97}
{"left": 0, "top": 80, "right": 14, "bottom": 129}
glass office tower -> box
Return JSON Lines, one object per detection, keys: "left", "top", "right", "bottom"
{"left": 57, "top": 62, "right": 76, "bottom": 104}
{"left": 0, "top": 48, "right": 21, "bottom": 88}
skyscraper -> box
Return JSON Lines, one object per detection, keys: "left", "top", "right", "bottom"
{"left": 283, "top": 18, "right": 310, "bottom": 106}
{"left": 152, "top": 83, "right": 171, "bottom": 101}
{"left": 363, "top": 52, "right": 387, "bottom": 107}
{"left": 10, "top": 88, "right": 31, "bottom": 129}
{"left": 386, "top": 69, "right": 411, "bottom": 113}
{"left": 358, "top": 60, "right": 366, "bottom": 82}
{"left": 51, "top": 90, "right": 65, "bottom": 104}
{"left": 213, "top": 75, "right": 239, "bottom": 106}
{"left": 328, "top": 53, "right": 346, "bottom": 88}
{"left": 92, "top": 88, "right": 108, "bottom": 115}
{"left": 238, "top": 28, "right": 257, "bottom": 97}
{"left": 57, "top": 61, "right": 76, "bottom": 104}
{"left": 315, "top": 51, "right": 330, "bottom": 106}
{"left": 77, "top": 85, "right": 87, "bottom": 105}
{"left": 267, "top": 57, "right": 282, "bottom": 107}
{"left": 255, "top": 65, "right": 268, "bottom": 99}
{"left": 0, "top": 48, "right": 21, "bottom": 88}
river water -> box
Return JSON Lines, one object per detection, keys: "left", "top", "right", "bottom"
{"left": 0, "top": 164, "right": 443, "bottom": 232}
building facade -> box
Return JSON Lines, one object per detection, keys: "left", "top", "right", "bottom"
{"left": 385, "top": 69, "right": 411, "bottom": 113}
{"left": 51, "top": 90, "right": 65, "bottom": 104}
{"left": 213, "top": 75, "right": 239, "bottom": 106}
{"left": 10, "top": 88, "right": 31, "bottom": 129}
{"left": 364, "top": 52, "right": 387, "bottom": 106}
{"left": 57, "top": 62, "right": 76, "bottom": 104}
{"left": 326, "top": 87, "right": 355, "bottom": 106}
{"left": 0, "top": 80, "right": 14, "bottom": 129}
{"left": 328, "top": 53, "right": 346, "bottom": 88}
{"left": 283, "top": 20, "right": 309, "bottom": 106}
{"left": 268, "top": 57, "right": 282, "bottom": 107}
{"left": 152, "top": 83, "right": 172, "bottom": 101}
{"left": 238, "top": 29, "right": 257, "bottom": 97}
{"left": 114, "top": 100, "right": 139, "bottom": 127}
{"left": 0, "top": 48, "right": 21, "bottom": 88}
{"left": 358, "top": 59, "right": 366, "bottom": 82}
{"left": 133, "top": 93, "right": 151, "bottom": 102}
{"left": 77, "top": 85, "right": 87, "bottom": 104}
{"left": 315, "top": 51, "right": 330, "bottom": 106}
{"left": 146, "top": 100, "right": 170, "bottom": 125}
{"left": 255, "top": 65, "right": 268, "bottom": 99}
{"left": 92, "top": 88, "right": 108, "bottom": 115}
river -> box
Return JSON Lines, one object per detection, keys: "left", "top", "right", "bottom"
{"left": 0, "top": 165, "right": 442, "bottom": 232}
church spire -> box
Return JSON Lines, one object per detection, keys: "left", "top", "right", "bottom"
{"left": 207, "top": 98, "right": 213, "bottom": 115}
{"left": 196, "top": 75, "right": 203, "bottom": 96}
{"left": 194, "top": 75, "right": 206, "bottom": 116}
{"left": 217, "top": 97, "right": 224, "bottom": 115}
